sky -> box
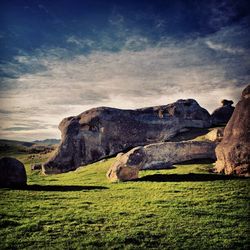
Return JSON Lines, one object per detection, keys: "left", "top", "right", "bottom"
{"left": 0, "top": 0, "right": 249, "bottom": 141}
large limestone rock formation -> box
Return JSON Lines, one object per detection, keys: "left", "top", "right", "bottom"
{"left": 215, "top": 85, "right": 250, "bottom": 176}
{"left": 0, "top": 157, "right": 27, "bottom": 187}
{"left": 43, "top": 99, "right": 211, "bottom": 174}
{"left": 211, "top": 99, "right": 234, "bottom": 125}
{"left": 107, "top": 141, "right": 216, "bottom": 182}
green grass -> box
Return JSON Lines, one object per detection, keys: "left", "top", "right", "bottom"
{"left": 0, "top": 152, "right": 249, "bottom": 249}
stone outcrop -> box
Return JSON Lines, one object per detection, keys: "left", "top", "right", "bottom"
{"left": 43, "top": 99, "right": 211, "bottom": 174}
{"left": 215, "top": 85, "right": 250, "bottom": 176}
{"left": 107, "top": 141, "right": 216, "bottom": 182}
{"left": 0, "top": 157, "right": 27, "bottom": 187}
{"left": 211, "top": 99, "right": 234, "bottom": 125}
{"left": 205, "top": 128, "right": 224, "bottom": 142}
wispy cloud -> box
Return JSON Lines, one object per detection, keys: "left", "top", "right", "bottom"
{"left": 0, "top": 22, "right": 249, "bottom": 140}
{"left": 4, "top": 125, "right": 47, "bottom": 131}
{"left": 66, "top": 36, "right": 95, "bottom": 48}
{"left": 205, "top": 41, "right": 244, "bottom": 54}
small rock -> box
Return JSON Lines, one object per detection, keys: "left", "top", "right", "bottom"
{"left": 99, "top": 159, "right": 107, "bottom": 163}
{"left": 31, "top": 163, "right": 42, "bottom": 171}
{"left": 221, "top": 99, "right": 233, "bottom": 106}
{"left": 116, "top": 153, "right": 124, "bottom": 158}
{"left": 205, "top": 128, "right": 224, "bottom": 142}
{"left": 211, "top": 99, "right": 234, "bottom": 125}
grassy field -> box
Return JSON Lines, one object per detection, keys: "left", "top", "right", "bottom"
{"left": 0, "top": 150, "right": 249, "bottom": 249}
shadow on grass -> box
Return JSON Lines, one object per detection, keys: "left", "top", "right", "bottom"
{"left": 137, "top": 173, "right": 247, "bottom": 182}
{"left": 8, "top": 184, "right": 109, "bottom": 192}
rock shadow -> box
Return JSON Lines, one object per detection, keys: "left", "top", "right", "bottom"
{"left": 136, "top": 173, "right": 246, "bottom": 182}
{"left": 166, "top": 128, "right": 210, "bottom": 142}
{"left": 8, "top": 184, "right": 109, "bottom": 192}
{"left": 176, "top": 158, "right": 215, "bottom": 165}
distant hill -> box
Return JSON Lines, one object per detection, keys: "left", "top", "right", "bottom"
{"left": 32, "top": 139, "right": 60, "bottom": 145}
{"left": 0, "top": 139, "right": 60, "bottom": 155}
{"left": 0, "top": 139, "right": 34, "bottom": 148}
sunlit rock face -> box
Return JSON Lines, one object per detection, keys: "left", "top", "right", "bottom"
{"left": 215, "top": 85, "right": 250, "bottom": 176}
{"left": 107, "top": 141, "right": 216, "bottom": 182}
{"left": 43, "top": 99, "right": 211, "bottom": 174}
{"left": 205, "top": 128, "right": 224, "bottom": 142}
{"left": 211, "top": 99, "right": 235, "bottom": 126}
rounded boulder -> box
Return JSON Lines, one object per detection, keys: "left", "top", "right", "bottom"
{"left": 0, "top": 157, "right": 27, "bottom": 187}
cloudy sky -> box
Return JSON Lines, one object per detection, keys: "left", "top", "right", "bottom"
{"left": 0, "top": 0, "right": 249, "bottom": 141}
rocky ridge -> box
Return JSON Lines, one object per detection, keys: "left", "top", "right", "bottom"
{"left": 43, "top": 99, "right": 211, "bottom": 174}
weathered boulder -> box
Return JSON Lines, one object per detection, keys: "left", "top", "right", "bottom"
{"left": 43, "top": 99, "right": 211, "bottom": 174}
{"left": 205, "top": 128, "right": 224, "bottom": 142}
{"left": 0, "top": 157, "right": 27, "bottom": 187}
{"left": 215, "top": 85, "right": 250, "bottom": 176}
{"left": 211, "top": 99, "right": 234, "bottom": 125}
{"left": 107, "top": 141, "right": 216, "bottom": 182}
